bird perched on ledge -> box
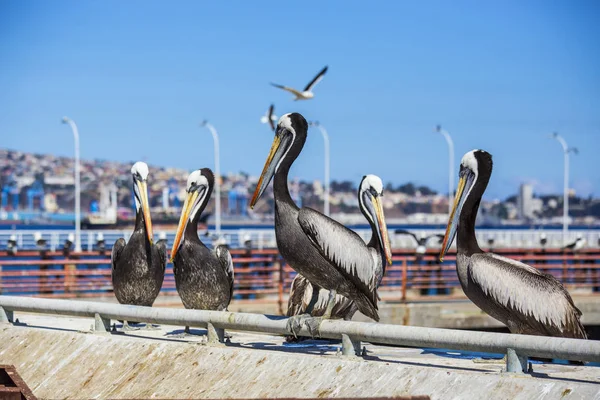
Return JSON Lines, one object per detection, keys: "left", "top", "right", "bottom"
{"left": 251, "top": 113, "right": 392, "bottom": 337}
{"left": 171, "top": 168, "right": 234, "bottom": 313}
{"left": 111, "top": 162, "right": 166, "bottom": 330}
{"left": 440, "top": 150, "right": 586, "bottom": 339}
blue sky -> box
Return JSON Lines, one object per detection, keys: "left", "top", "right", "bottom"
{"left": 1, "top": 0, "right": 599, "bottom": 199}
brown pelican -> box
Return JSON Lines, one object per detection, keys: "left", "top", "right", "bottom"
{"left": 111, "top": 162, "right": 166, "bottom": 330}
{"left": 286, "top": 174, "right": 391, "bottom": 340}
{"left": 440, "top": 150, "right": 586, "bottom": 339}
{"left": 251, "top": 114, "right": 392, "bottom": 336}
{"left": 270, "top": 66, "right": 328, "bottom": 101}
{"left": 171, "top": 168, "right": 234, "bottom": 315}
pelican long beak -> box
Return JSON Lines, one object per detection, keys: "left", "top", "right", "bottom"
{"left": 170, "top": 190, "right": 199, "bottom": 261}
{"left": 250, "top": 133, "right": 288, "bottom": 208}
{"left": 440, "top": 175, "right": 468, "bottom": 262}
{"left": 136, "top": 180, "right": 153, "bottom": 244}
{"left": 373, "top": 196, "right": 393, "bottom": 265}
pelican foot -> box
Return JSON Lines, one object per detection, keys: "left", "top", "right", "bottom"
{"left": 303, "top": 316, "right": 326, "bottom": 338}
{"left": 121, "top": 321, "right": 140, "bottom": 331}
{"left": 142, "top": 323, "right": 161, "bottom": 331}
{"left": 286, "top": 314, "right": 314, "bottom": 339}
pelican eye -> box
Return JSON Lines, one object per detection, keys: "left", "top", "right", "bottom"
{"left": 369, "top": 188, "right": 379, "bottom": 197}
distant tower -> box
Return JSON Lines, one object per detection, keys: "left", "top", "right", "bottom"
{"left": 518, "top": 183, "right": 534, "bottom": 220}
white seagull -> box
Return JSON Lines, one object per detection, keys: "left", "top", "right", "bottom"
{"left": 260, "top": 104, "right": 278, "bottom": 131}
{"left": 270, "top": 66, "right": 328, "bottom": 101}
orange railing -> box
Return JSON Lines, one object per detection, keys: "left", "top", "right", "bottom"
{"left": 1, "top": 248, "right": 599, "bottom": 314}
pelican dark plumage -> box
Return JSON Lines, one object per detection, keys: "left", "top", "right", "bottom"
{"left": 251, "top": 114, "right": 392, "bottom": 335}
{"left": 171, "top": 168, "right": 234, "bottom": 312}
{"left": 286, "top": 174, "right": 391, "bottom": 339}
{"left": 440, "top": 150, "right": 586, "bottom": 339}
{"left": 111, "top": 162, "right": 166, "bottom": 329}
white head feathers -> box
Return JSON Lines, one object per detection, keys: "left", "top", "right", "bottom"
{"left": 186, "top": 170, "right": 209, "bottom": 192}
{"left": 361, "top": 174, "right": 384, "bottom": 195}
{"left": 131, "top": 161, "right": 149, "bottom": 180}
{"left": 278, "top": 113, "right": 294, "bottom": 134}
{"left": 461, "top": 150, "right": 481, "bottom": 173}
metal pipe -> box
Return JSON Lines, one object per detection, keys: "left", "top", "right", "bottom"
{"left": 201, "top": 121, "right": 221, "bottom": 236}
{"left": 435, "top": 125, "right": 454, "bottom": 216}
{"left": 1, "top": 295, "right": 598, "bottom": 362}
{"left": 551, "top": 133, "right": 578, "bottom": 246}
{"left": 309, "top": 122, "right": 330, "bottom": 216}
{"left": 62, "top": 117, "right": 81, "bottom": 252}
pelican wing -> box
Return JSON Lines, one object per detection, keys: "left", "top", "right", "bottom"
{"left": 298, "top": 208, "right": 377, "bottom": 297}
{"left": 216, "top": 245, "right": 235, "bottom": 300}
{"left": 155, "top": 240, "right": 167, "bottom": 272}
{"left": 287, "top": 274, "right": 312, "bottom": 317}
{"left": 111, "top": 238, "right": 126, "bottom": 271}
{"left": 470, "top": 253, "right": 586, "bottom": 338}
{"left": 304, "top": 66, "right": 328, "bottom": 92}
{"left": 270, "top": 83, "right": 304, "bottom": 97}
{"left": 287, "top": 274, "right": 357, "bottom": 320}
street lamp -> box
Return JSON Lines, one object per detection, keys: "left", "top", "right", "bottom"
{"left": 62, "top": 117, "right": 81, "bottom": 252}
{"left": 551, "top": 132, "right": 578, "bottom": 245}
{"left": 200, "top": 120, "right": 221, "bottom": 235}
{"left": 308, "top": 121, "right": 330, "bottom": 216}
{"left": 435, "top": 125, "right": 455, "bottom": 216}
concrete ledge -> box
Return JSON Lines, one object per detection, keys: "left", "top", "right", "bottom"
{"left": 1, "top": 315, "right": 599, "bottom": 399}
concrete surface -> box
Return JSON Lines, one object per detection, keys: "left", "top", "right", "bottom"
{"left": 0, "top": 314, "right": 599, "bottom": 399}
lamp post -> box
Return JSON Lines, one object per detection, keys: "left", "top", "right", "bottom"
{"left": 309, "top": 121, "right": 330, "bottom": 216}
{"left": 62, "top": 117, "right": 81, "bottom": 252}
{"left": 551, "top": 132, "right": 578, "bottom": 245}
{"left": 435, "top": 125, "right": 455, "bottom": 216}
{"left": 201, "top": 120, "right": 221, "bottom": 235}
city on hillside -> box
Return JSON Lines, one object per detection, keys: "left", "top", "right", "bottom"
{"left": 1, "top": 148, "right": 599, "bottom": 227}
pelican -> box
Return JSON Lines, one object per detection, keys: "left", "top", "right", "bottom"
{"left": 270, "top": 66, "right": 328, "bottom": 101}
{"left": 260, "top": 104, "right": 278, "bottom": 131}
{"left": 285, "top": 274, "right": 357, "bottom": 342}
{"left": 251, "top": 114, "right": 392, "bottom": 336}
{"left": 171, "top": 168, "right": 234, "bottom": 316}
{"left": 440, "top": 150, "right": 586, "bottom": 339}
{"left": 111, "top": 162, "right": 167, "bottom": 330}
{"left": 286, "top": 174, "right": 391, "bottom": 340}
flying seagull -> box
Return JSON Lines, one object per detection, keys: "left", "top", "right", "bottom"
{"left": 260, "top": 104, "right": 278, "bottom": 131}
{"left": 270, "top": 66, "right": 328, "bottom": 101}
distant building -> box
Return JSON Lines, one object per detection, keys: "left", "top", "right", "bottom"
{"left": 517, "top": 183, "right": 542, "bottom": 220}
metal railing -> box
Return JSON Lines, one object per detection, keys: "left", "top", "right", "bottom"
{"left": 1, "top": 229, "right": 599, "bottom": 251}
{"left": 0, "top": 295, "right": 598, "bottom": 374}
{"left": 1, "top": 249, "right": 599, "bottom": 314}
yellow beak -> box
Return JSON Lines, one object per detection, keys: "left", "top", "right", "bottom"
{"left": 170, "top": 190, "right": 199, "bottom": 261}
{"left": 250, "top": 135, "right": 282, "bottom": 209}
{"left": 439, "top": 175, "right": 467, "bottom": 262}
{"left": 136, "top": 180, "right": 153, "bottom": 244}
{"left": 373, "top": 196, "right": 393, "bottom": 265}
